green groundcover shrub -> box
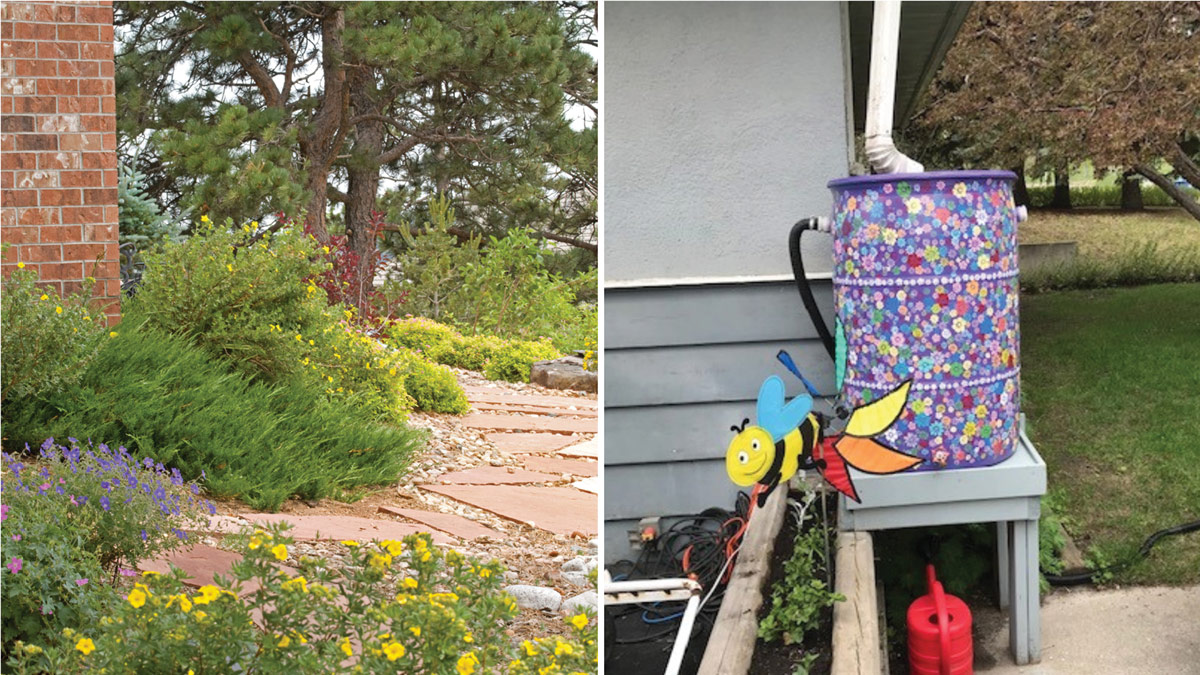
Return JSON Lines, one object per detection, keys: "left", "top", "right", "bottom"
{"left": 131, "top": 220, "right": 411, "bottom": 422}
{"left": 389, "top": 318, "right": 561, "bottom": 384}
{"left": 0, "top": 261, "right": 105, "bottom": 404}
{"left": 392, "top": 348, "right": 471, "bottom": 415}
{"left": 1020, "top": 241, "right": 1200, "bottom": 293}
{"left": 1, "top": 318, "right": 423, "bottom": 511}
{"left": 5, "top": 524, "right": 598, "bottom": 675}
{"left": 1, "top": 441, "right": 208, "bottom": 656}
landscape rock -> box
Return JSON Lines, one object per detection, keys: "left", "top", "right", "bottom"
{"left": 529, "top": 356, "right": 597, "bottom": 393}
{"left": 504, "top": 585, "right": 563, "bottom": 611}
{"left": 562, "top": 590, "right": 597, "bottom": 614}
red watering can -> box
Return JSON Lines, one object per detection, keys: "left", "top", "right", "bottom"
{"left": 907, "top": 564, "right": 973, "bottom": 675}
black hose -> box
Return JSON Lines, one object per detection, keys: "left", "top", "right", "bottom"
{"left": 1043, "top": 518, "right": 1200, "bottom": 586}
{"left": 789, "top": 218, "right": 836, "bottom": 361}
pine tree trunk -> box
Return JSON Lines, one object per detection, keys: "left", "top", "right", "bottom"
{"left": 345, "top": 114, "right": 385, "bottom": 310}
{"left": 1120, "top": 170, "right": 1143, "bottom": 210}
{"left": 1137, "top": 164, "right": 1200, "bottom": 222}
{"left": 1051, "top": 163, "right": 1072, "bottom": 209}
{"left": 1011, "top": 164, "right": 1030, "bottom": 206}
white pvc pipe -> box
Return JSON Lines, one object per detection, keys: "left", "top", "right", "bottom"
{"left": 864, "top": 0, "right": 924, "bottom": 174}
{"left": 604, "top": 578, "right": 700, "bottom": 594}
{"left": 664, "top": 594, "right": 702, "bottom": 675}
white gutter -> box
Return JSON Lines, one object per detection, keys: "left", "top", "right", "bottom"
{"left": 864, "top": 0, "right": 924, "bottom": 174}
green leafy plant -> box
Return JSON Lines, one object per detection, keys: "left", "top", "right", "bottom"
{"left": 482, "top": 339, "right": 561, "bottom": 384}
{"left": 758, "top": 495, "right": 844, "bottom": 648}
{"left": 1, "top": 441, "right": 210, "bottom": 654}
{"left": 1, "top": 320, "right": 422, "bottom": 511}
{"left": 393, "top": 348, "right": 471, "bottom": 415}
{"left": 389, "top": 315, "right": 465, "bottom": 364}
{"left": 5, "top": 523, "right": 597, "bottom": 674}
{"left": 0, "top": 260, "right": 105, "bottom": 403}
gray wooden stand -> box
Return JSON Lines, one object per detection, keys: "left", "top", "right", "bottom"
{"left": 837, "top": 415, "right": 1047, "bottom": 665}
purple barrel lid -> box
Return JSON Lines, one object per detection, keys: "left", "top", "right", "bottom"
{"left": 828, "top": 169, "right": 1017, "bottom": 190}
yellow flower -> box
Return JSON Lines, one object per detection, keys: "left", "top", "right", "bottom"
{"left": 201, "top": 215, "right": 210, "bottom": 223}
{"left": 271, "top": 544, "right": 288, "bottom": 561}
{"left": 342, "top": 540, "right": 359, "bottom": 547}
{"left": 322, "top": 246, "right": 331, "bottom": 254}
{"left": 569, "top": 613, "right": 589, "bottom": 629}
{"left": 456, "top": 652, "right": 479, "bottom": 674}
{"left": 389, "top": 367, "right": 397, "bottom": 376}
{"left": 905, "top": 197, "right": 922, "bottom": 214}
{"left": 39, "top": 293, "right": 48, "bottom": 300}
{"left": 109, "top": 331, "right": 118, "bottom": 338}
{"left": 252, "top": 221, "right": 258, "bottom": 228}
{"left": 478, "top": 568, "right": 492, "bottom": 579}
{"left": 953, "top": 182, "right": 968, "bottom": 198}
{"left": 278, "top": 635, "right": 291, "bottom": 648}
{"left": 55, "top": 306, "right": 63, "bottom": 314}
{"left": 381, "top": 539, "right": 403, "bottom": 556}
{"left": 193, "top": 610, "right": 208, "bottom": 622}
{"left": 403, "top": 577, "right": 418, "bottom": 589}
{"left": 463, "top": 632, "right": 473, "bottom": 643}
{"left": 127, "top": 588, "right": 147, "bottom": 609}
{"left": 409, "top": 626, "right": 421, "bottom": 638}
{"left": 295, "top": 334, "right": 303, "bottom": 341}
{"left": 194, "top": 585, "right": 221, "bottom": 605}
{"left": 369, "top": 553, "right": 393, "bottom": 571}
{"left": 168, "top": 594, "right": 193, "bottom": 613}
{"left": 420, "top": 550, "right": 431, "bottom": 563}
{"left": 384, "top": 641, "right": 406, "bottom": 661}
{"left": 75, "top": 637, "right": 95, "bottom": 655}
{"left": 281, "top": 576, "right": 308, "bottom": 593}
{"left": 522, "top": 640, "right": 538, "bottom": 656}
{"left": 340, "top": 638, "right": 353, "bottom": 657}
{"left": 555, "top": 639, "right": 574, "bottom": 656}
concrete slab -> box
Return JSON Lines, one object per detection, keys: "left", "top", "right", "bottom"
{"left": 487, "top": 432, "right": 580, "bottom": 455}
{"left": 975, "top": 585, "right": 1200, "bottom": 674}
{"left": 376, "top": 506, "right": 502, "bottom": 541}
{"left": 519, "top": 455, "right": 598, "bottom": 477}
{"left": 238, "top": 514, "right": 455, "bottom": 545}
{"left": 471, "top": 401, "right": 598, "bottom": 418}
{"left": 558, "top": 439, "right": 599, "bottom": 459}
{"left": 571, "top": 477, "right": 599, "bottom": 495}
{"left": 420, "top": 484, "right": 597, "bottom": 536}
{"left": 463, "top": 389, "right": 597, "bottom": 410}
{"left": 462, "top": 413, "right": 596, "bottom": 434}
{"left": 433, "top": 466, "right": 561, "bottom": 485}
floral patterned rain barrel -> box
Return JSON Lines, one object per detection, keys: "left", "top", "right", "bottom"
{"left": 827, "top": 170, "right": 1020, "bottom": 470}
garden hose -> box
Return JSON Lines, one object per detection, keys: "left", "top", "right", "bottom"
{"left": 789, "top": 218, "right": 836, "bottom": 362}
{"left": 1043, "top": 518, "right": 1200, "bottom": 586}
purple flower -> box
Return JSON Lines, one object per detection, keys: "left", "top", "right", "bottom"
{"left": 99, "top": 496, "right": 110, "bottom": 511}
{"left": 11, "top": 534, "right": 21, "bottom": 542}
{"left": 1, "top": 504, "right": 7, "bottom": 521}
{"left": 75, "top": 578, "right": 88, "bottom": 586}
{"left": 6, "top": 558, "right": 22, "bottom": 574}
{"left": 69, "top": 495, "right": 79, "bottom": 506}
{"left": 141, "top": 530, "right": 148, "bottom": 542}
{"left": 39, "top": 483, "right": 50, "bottom": 492}
{"left": 101, "top": 481, "right": 111, "bottom": 492}
{"left": 119, "top": 568, "right": 136, "bottom": 577}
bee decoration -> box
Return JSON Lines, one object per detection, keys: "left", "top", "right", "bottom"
{"left": 726, "top": 374, "right": 921, "bottom": 505}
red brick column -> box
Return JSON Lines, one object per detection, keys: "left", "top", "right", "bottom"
{"left": 1, "top": 0, "right": 120, "bottom": 323}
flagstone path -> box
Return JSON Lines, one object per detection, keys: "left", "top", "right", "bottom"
{"left": 155, "top": 371, "right": 598, "bottom": 616}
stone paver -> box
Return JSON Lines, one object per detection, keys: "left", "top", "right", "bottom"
{"left": 376, "top": 506, "right": 502, "bottom": 541}
{"left": 471, "top": 401, "right": 598, "bottom": 418}
{"left": 421, "top": 485, "right": 597, "bottom": 536}
{"left": 464, "top": 389, "right": 597, "bottom": 410}
{"left": 558, "top": 439, "right": 598, "bottom": 459}
{"left": 140, "top": 543, "right": 248, "bottom": 589}
{"left": 433, "top": 465, "right": 561, "bottom": 485}
{"left": 462, "top": 413, "right": 595, "bottom": 435}
{"left": 519, "top": 455, "right": 598, "bottom": 477}
{"left": 487, "top": 432, "right": 581, "bottom": 455}
{"left": 976, "top": 585, "right": 1200, "bottom": 674}
{"left": 239, "top": 514, "right": 455, "bottom": 545}
{"left": 571, "top": 477, "right": 599, "bottom": 494}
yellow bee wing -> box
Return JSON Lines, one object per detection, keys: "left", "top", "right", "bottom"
{"left": 843, "top": 380, "right": 911, "bottom": 438}
{"left": 834, "top": 436, "right": 922, "bottom": 474}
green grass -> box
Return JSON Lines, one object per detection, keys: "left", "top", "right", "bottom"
{"left": 1022, "top": 284, "right": 1200, "bottom": 584}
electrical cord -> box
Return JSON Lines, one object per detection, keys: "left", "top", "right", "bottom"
{"left": 1043, "top": 518, "right": 1200, "bottom": 586}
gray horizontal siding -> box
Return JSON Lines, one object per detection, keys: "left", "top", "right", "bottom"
{"left": 605, "top": 396, "right": 836, "bottom": 466}
{"left": 604, "top": 280, "right": 834, "bottom": 562}
{"left": 605, "top": 281, "right": 834, "bottom": 349}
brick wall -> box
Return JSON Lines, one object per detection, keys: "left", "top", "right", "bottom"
{"left": 0, "top": 0, "right": 120, "bottom": 323}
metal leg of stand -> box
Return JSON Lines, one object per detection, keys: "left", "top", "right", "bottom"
{"left": 997, "top": 520, "right": 1010, "bottom": 610}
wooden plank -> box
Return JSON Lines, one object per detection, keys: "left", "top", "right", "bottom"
{"left": 696, "top": 488, "right": 789, "bottom": 675}
{"left": 606, "top": 339, "right": 834, "bottom": 408}
{"left": 605, "top": 280, "right": 834, "bottom": 349}
{"left": 831, "top": 531, "right": 881, "bottom": 675}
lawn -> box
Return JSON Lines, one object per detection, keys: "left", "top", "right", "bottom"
{"left": 1021, "top": 283, "right": 1200, "bottom": 584}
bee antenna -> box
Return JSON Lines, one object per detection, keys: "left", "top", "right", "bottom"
{"left": 740, "top": 418, "right": 750, "bottom": 432}
{"left": 730, "top": 424, "right": 741, "bottom": 433}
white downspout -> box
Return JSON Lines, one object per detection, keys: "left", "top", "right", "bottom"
{"left": 864, "top": 0, "right": 924, "bottom": 174}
